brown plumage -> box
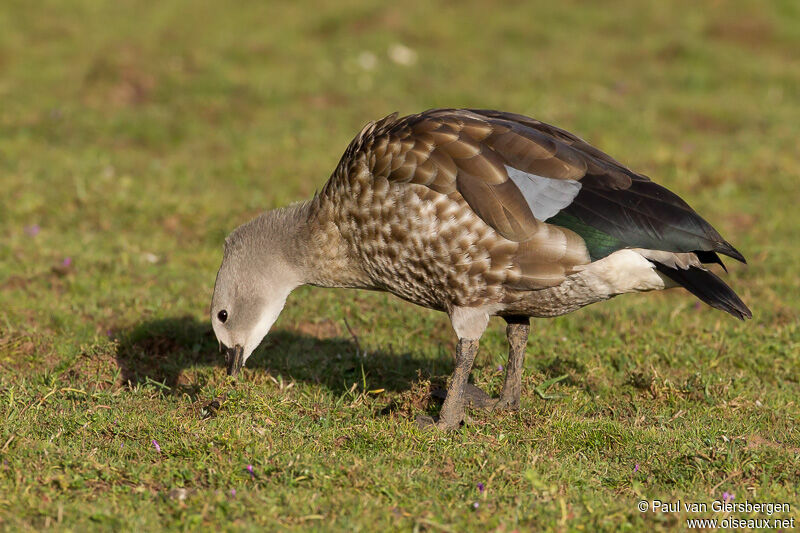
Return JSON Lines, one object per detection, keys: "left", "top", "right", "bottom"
{"left": 211, "top": 108, "right": 751, "bottom": 430}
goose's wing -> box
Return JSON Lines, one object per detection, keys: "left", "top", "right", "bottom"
{"left": 471, "top": 109, "right": 745, "bottom": 263}
{"left": 335, "top": 108, "right": 745, "bottom": 266}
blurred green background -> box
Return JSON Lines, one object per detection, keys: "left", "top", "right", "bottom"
{"left": 1, "top": 0, "right": 798, "bottom": 530}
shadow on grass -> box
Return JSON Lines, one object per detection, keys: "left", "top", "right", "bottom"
{"left": 114, "top": 315, "right": 451, "bottom": 397}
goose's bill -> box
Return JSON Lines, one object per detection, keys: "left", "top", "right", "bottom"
{"left": 226, "top": 345, "right": 244, "bottom": 377}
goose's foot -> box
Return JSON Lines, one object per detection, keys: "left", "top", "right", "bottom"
{"left": 461, "top": 383, "right": 521, "bottom": 412}
{"left": 463, "top": 384, "right": 520, "bottom": 411}
{"left": 489, "top": 395, "right": 519, "bottom": 411}
{"left": 463, "top": 383, "right": 495, "bottom": 408}
{"left": 431, "top": 383, "right": 494, "bottom": 408}
{"left": 419, "top": 383, "right": 485, "bottom": 430}
{"left": 415, "top": 414, "right": 436, "bottom": 428}
{"left": 488, "top": 380, "right": 522, "bottom": 412}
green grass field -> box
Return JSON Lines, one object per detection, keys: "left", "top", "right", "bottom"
{"left": 1, "top": 0, "right": 799, "bottom": 530}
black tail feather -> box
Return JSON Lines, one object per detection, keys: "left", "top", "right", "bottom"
{"left": 654, "top": 262, "right": 752, "bottom": 321}
{"left": 694, "top": 250, "right": 728, "bottom": 272}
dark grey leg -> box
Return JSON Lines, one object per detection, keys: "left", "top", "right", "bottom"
{"left": 493, "top": 317, "right": 530, "bottom": 411}
{"left": 434, "top": 338, "right": 480, "bottom": 430}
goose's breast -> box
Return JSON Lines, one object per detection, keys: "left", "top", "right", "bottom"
{"left": 335, "top": 176, "right": 512, "bottom": 311}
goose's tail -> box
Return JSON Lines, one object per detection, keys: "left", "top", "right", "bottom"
{"left": 654, "top": 262, "right": 752, "bottom": 320}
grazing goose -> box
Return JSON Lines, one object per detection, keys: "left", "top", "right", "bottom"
{"left": 211, "top": 108, "right": 751, "bottom": 430}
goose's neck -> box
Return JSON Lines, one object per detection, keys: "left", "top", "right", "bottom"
{"left": 272, "top": 200, "right": 368, "bottom": 290}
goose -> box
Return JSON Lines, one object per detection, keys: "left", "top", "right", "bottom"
{"left": 210, "top": 108, "right": 750, "bottom": 430}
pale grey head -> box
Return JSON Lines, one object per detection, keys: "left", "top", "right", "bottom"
{"left": 210, "top": 208, "right": 307, "bottom": 376}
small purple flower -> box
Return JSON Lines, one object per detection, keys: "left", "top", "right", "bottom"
{"left": 634, "top": 463, "right": 639, "bottom": 473}
{"left": 477, "top": 482, "right": 485, "bottom": 493}
{"left": 497, "top": 365, "right": 503, "bottom": 372}
{"left": 24, "top": 225, "right": 40, "bottom": 237}
{"left": 62, "top": 257, "right": 72, "bottom": 267}
{"left": 473, "top": 502, "right": 479, "bottom": 509}
{"left": 246, "top": 464, "right": 255, "bottom": 478}
{"left": 152, "top": 439, "right": 161, "bottom": 453}
{"left": 230, "top": 488, "right": 236, "bottom": 497}
{"left": 120, "top": 442, "right": 124, "bottom": 449}
{"left": 722, "top": 491, "right": 735, "bottom": 502}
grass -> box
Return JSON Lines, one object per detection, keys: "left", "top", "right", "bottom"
{"left": 1, "top": 0, "right": 799, "bottom": 530}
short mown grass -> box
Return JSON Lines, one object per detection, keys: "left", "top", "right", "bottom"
{"left": 1, "top": 0, "right": 798, "bottom": 530}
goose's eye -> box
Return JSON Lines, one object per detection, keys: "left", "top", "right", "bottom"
{"left": 217, "top": 310, "right": 228, "bottom": 323}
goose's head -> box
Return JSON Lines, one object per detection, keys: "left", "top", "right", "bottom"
{"left": 210, "top": 210, "right": 304, "bottom": 377}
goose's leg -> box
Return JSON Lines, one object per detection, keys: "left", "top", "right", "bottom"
{"left": 416, "top": 307, "right": 488, "bottom": 430}
{"left": 436, "top": 337, "right": 480, "bottom": 430}
{"left": 492, "top": 316, "right": 530, "bottom": 411}
{"left": 449, "top": 317, "right": 530, "bottom": 411}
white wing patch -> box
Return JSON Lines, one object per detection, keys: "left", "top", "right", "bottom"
{"left": 505, "top": 165, "right": 582, "bottom": 221}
